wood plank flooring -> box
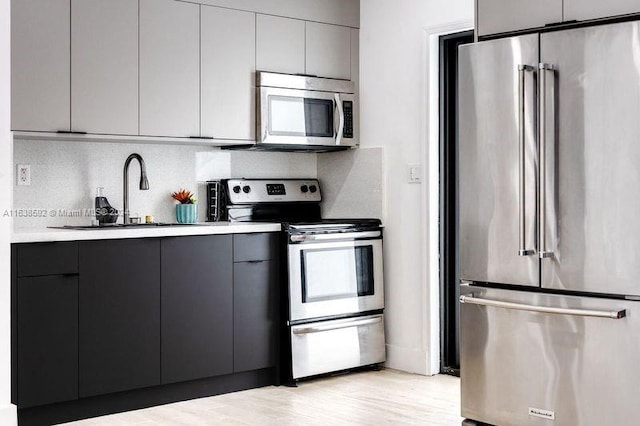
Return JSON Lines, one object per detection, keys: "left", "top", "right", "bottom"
{"left": 62, "top": 369, "right": 462, "bottom": 425}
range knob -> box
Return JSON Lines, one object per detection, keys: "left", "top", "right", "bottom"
{"left": 309, "top": 185, "right": 317, "bottom": 193}
{"left": 232, "top": 185, "right": 241, "bottom": 194}
{"left": 300, "top": 185, "right": 309, "bottom": 193}
{"left": 242, "top": 186, "right": 251, "bottom": 194}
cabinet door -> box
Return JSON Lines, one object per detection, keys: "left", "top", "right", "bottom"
{"left": 201, "top": 6, "right": 255, "bottom": 140}
{"left": 161, "top": 236, "right": 233, "bottom": 384}
{"left": 564, "top": 0, "right": 640, "bottom": 22}
{"left": 476, "top": 0, "right": 563, "bottom": 37}
{"left": 11, "top": 0, "right": 70, "bottom": 132}
{"left": 233, "top": 261, "right": 279, "bottom": 373}
{"left": 71, "top": 0, "right": 138, "bottom": 135}
{"left": 256, "top": 14, "right": 305, "bottom": 75}
{"left": 139, "top": 0, "right": 199, "bottom": 137}
{"left": 17, "top": 275, "right": 78, "bottom": 408}
{"left": 306, "top": 22, "right": 351, "bottom": 80}
{"left": 79, "top": 239, "right": 160, "bottom": 397}
{"left": 350, "top": 28, "right": 359, "bottom": 87}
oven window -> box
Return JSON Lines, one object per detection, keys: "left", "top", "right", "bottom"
{"left": 301, "top": 246, "right": 375, "bottom": 303}
{"left": 269, "top": 96, "right": 333, "bottom": 138}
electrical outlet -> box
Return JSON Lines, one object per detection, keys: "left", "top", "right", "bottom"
{"left": 408, "top": 164, "right": 422, "bottom": 183}
{"left": 17, "top": 164, "right": 31, "bottom": 186}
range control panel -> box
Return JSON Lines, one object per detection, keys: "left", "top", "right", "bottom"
{"left": 226, "top": 179, "right": 321, "bottom": 204}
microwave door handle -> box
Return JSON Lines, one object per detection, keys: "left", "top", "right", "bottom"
{"left": 334, "top": 93, "right": 344, "bottom": 145}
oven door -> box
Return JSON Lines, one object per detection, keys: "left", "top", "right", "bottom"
{"left": 288, "top": 234, "right": 384, "bottom": 322}
{"left": 258, "top": 86, "right": 356, "bottom": 147}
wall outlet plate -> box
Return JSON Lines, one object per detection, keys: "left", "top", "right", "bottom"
{"left": 408, "top": 164, "right": 421, "bottom": 183}
{"left": 17, "top": 164, "right": 31, "bottom": 186}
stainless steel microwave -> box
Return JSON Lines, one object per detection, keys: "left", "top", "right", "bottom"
{"left": 256, "top": 72, "right": 358, "bottom": 151}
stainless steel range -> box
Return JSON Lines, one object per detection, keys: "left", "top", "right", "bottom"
{"left": 206, "top": 179, "right": 386, "bottom": 382}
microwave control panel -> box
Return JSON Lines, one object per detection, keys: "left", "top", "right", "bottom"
{"left": 343, "top": 101, "right": 353, "bottom": 139}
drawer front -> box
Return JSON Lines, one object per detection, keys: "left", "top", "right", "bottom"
{"left": 290, "top": 314, "right": 385, "bottom": 379}
{"left": 461, "top": 285, "right": 639, "bottom": 426}
{"left": 16, "top": 242, "right": 78, "bottom": 277}
{"left": 233, "top": 232, "right": 279, "bottom": 262}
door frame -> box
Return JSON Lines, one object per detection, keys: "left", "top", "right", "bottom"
{"left": 422, "top": 20, "right": 473, "bottom": 375}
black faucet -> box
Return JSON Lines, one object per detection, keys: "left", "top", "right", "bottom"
{"left": 123, "top": 153, "right": 149, "bottom": 224}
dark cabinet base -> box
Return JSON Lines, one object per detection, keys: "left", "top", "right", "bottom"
{"left": 17, "top": 368, "right": 277, "bottom": 426}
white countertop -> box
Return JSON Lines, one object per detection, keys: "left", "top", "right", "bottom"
{"left": 11, "top": 222, "right": 282, "bottom": 243}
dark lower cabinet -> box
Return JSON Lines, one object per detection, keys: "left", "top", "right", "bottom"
{"left": 79, "top": 239, "right": 161, "bottom": 397}
{"left": 233, "top": 260, "right": 279, "bottom": 372}
{"left": 16, "top": 275, "right": 78, "bottom": 408}
{"left": 161, "top": 235, "right": 233, "bottom": 384}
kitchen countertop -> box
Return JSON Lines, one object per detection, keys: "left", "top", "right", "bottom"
{"left": 11, "top": 222, "right": 282, "bottom": 243}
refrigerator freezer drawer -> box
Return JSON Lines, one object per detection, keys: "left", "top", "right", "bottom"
{"left": 290, "top": 314, "right": 385, "bottom": 379}
{"left": 460, "top": 285, "right": 637, "bottom": 426}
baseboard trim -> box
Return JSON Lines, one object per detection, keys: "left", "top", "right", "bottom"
{"left": 0, "top": 403, "right": 17, "bottom": 426}
{"left": 384, "top": 344, "right": 430, "bottom": 375}
{"left": 18, "top": 368, "right": 276, "bottom": 426}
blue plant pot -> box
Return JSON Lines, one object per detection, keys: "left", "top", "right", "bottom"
{"left": 176, "top": 203, "right": 197, "bottom": 224}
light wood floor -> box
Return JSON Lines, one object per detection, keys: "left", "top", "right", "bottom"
{"left": 63, "top": 369, "right": 462, "bottom": 425}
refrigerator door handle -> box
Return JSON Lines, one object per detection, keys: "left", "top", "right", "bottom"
{"left": 518, "top": 64, "right": 536, "bottom": 257}
{"left": 460, "top": 295, "right": 626, "bottom": 319}
{"left": 538, "top": 63, "right": 555, "bottom": 259}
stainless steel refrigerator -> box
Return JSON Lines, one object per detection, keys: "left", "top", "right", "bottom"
{"left": 458, "top": 20, "right": 640, "bottom": 426}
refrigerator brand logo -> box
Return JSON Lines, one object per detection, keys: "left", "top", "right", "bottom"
{"left": 529, "top": 407, "right": 555, "bottom": 420}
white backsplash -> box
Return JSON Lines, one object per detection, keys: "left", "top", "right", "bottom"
{"left": 12, "top": 140, "right": 317, "bottom": 230}
{"left": 317, "top": 147, "right": 383, "bottom": 220}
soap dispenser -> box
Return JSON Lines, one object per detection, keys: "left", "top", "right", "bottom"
{"left": 95, "top": 187, "right": 118, "bottom": 225}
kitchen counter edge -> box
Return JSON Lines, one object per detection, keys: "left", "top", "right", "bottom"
{"left": 11, "top": 222, "right": 282, "bottom": 243}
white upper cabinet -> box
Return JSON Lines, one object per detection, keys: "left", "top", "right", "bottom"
{"left": 564, "top": 0, "right": 640, "bottom": 22}
{"left": 306, "top": 22, "right": 351, "bottom": 80}
{"left": 201, "top": 6, "right": 256, "bottom": 140}
{"left": 139, "top": 0, "right": 200, "bottom": 138}
{"left": 476, "top": 0, "right": 563, "bottom": 37}
{"left": 256, "top": 14, "right": 305, "bottom": 75}
{"left": 11, "top": 0, "right": 70, "bottom": 132}
{"left": 350, "top": 28, "right": 359, "bottom": 87}
{"left": 71, "top": 0, "right": 138, "bottom": 135}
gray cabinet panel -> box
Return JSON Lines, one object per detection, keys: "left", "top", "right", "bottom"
{"left": 256, "top": 14, "right": 305, "bottom": 75}
{"left": 161, "top": 235, "right": 233, "bottom": 384}
{"left": 540, "top": 22, "right": 640, "bottom": 296}
{"left": 16, "top": 242, "right": 78, "bottom": 277}
{"left": 564, "top": 0, "right": 640, "bottom": 22}
{"left": 306, "top": 22, "right": 351, "bottom": 80}
{"left": 11, "top": 0, "right": 70, "bottom": 132}
{"left": 234, "top": 233, "right": 279, "bottom": 262}
{"left": 139, "top": 0, "right": 200, "bottom": 137}
{"left": 201, "top": 6, "right": 255, "bottom": 140}
{"left": 458, "top": 34, "right": 539, "bottom": 286}
{"left": 17, "top": 275, "right": 78, "bottom": 407}
{"left": 79, "top": 239, "right": 161, "bottom": 397}
{"left": 476, "top": 0, "right": 562, "bottom": 37}
{"left": 71, "top": 0, "right": 138, "bottom": 135}
{"left": 233, "top": 261, "right": 278, "bottom": 373}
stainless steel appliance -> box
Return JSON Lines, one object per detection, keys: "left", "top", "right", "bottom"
{"left": 253, "top": 72, "right": 358, "bottom": 151}
{"left": 285, "top": 220, "right": 385, "bottom": 380}
{"left": 458, "top": 20, "right": 640, "bottom": 426}
{"left": 205, "top": 179, "right": 385, "bottom": 381}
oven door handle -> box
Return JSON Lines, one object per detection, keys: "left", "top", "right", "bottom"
{"left": 290, "top": 230, "right": 381, "bottom": 243}
{"left": 292, "top": 315, "right": 383, "bottom": 335}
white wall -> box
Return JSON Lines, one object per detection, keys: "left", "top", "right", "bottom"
{"left": 360, "top": 0, "right": 473, "bottom": 374}
{"left": 0, "top": 0, "right": 16, "bottom": 423}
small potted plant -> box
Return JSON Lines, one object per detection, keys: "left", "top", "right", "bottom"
{"left": 172, "top": 189, "right": 197, "bottom": 224}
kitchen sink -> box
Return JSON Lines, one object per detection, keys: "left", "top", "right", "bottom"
{"left": 48, "top": 223, "right": 205, "bottom": 230}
